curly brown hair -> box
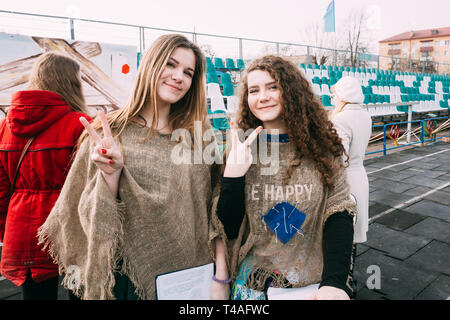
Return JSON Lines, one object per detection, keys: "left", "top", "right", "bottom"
{"left": 237, "top": 55, "right": 345, "bottom": 191}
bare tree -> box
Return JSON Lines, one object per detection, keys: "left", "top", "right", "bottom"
{"left": 341, "top": 7, "right": 374, "bottom": 68}
{"left": 299, "top": 22, "right": 337, "bottom": 65}
{"left": 200, "top": 44, "right": 216, "bottom": 60}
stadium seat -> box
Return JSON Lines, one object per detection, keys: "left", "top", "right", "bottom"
{"left": 225, "top": 58, "right": 237, "bottom": 70}
{"left": 207, "top": 83, "right": 222, "bottom": 98}
{"left": 222, "top": 82, "right": 234, "bottom": 96}
{"left": 236, "top": 59, "right": 246, "bottom": 70}
{"left": 221, "top": 72, "right": 233, "bottom": 86}
{"left": 206, "top": 71, "right": 219, "bottom": 84}
{"left": 440, "top": 100, "right": 449, "bottom": 109}
{"left": 206, "top": 60, "right": 216, "bottom": 73}
{"left": 214, "top": 57, "right": 225, "bottom": 69}
{"left": 210, "top": 96, "right": 227, "bottom": 113}
{"left": 321, "top": 95, "right": 332, "bottom": 107}
{"left": 312, "top": 83, "right": 321, "bottom": 96}
{"left": 225, "top": 96, "right": 239, "bottom": 113}
{"left": 321, "top": 84, "right": 331, "bottom": 95}
{"left": 211, "top": 110, "right": 230, "bottom": 130}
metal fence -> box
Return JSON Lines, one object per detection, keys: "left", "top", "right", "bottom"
{"left": 0, "top": 9, "right": 449, "bottom": 75}
{"left": 367, "top": 115, "right": 450, "bottom": 157}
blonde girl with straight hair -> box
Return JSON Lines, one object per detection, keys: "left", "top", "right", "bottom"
{"left": 79, "top": 33, "right": 207, "bottom": 142}
{"left": 38, "top": 34, "right": 226, "bottom": 300}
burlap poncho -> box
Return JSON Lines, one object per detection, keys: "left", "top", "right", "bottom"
{"left": 210, "top": 138, "right": 357, "bottom": 291}
{"left": 38, "top": 121, "right": 219, "bottom": 299}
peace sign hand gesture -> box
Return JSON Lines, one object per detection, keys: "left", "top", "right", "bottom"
{"left": 79, "top": 111, "right": 124, "bottom": 177}
{"left": 223, "top": 126, "right": 263, "bottom": 178}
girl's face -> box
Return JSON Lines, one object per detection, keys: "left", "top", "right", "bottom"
{"left": 247, "top": 70, "right": 284, "bottom": 130}
{"left": 156, "top": 47, "right": 196, "bottom": 107}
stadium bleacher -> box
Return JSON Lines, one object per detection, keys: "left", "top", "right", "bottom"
{"left": 205, "top": 57, "right": 450, "bottom": 128}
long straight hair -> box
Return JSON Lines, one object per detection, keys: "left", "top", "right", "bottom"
{"left": 27, "top": 52, "right": 87, "bottom": 114}
{"left": 80, "top": 34, "right": 207, "bottom": 143}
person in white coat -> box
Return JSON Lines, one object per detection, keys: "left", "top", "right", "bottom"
{"left": 330, "top": 76, "right": 372, "bottom": 243}
{"left": 330, "top": 76, "right": 372, "bottom": 297}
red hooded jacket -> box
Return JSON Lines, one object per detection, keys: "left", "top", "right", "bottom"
{"left": 0, "top": 90, "right": 91, "bottom": 286}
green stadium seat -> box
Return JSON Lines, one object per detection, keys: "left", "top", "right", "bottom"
{"left": 439, "top": 100, "right": 449, "bottom": 109}
{"left": 212, "top": 110, "right": 230, "bottom": 130}
{"left": 214, "top": 57, "right": 225, "bottom": 69}
{"left": 321, "top": 95, "right": 332, "bottom": 107}
{"left": 225, "top": 58, "right": 237, "bottom": 70}
{"left": 236, "top": 59, "right": 245, "bottom": 70}
{"left": 207, "top": 71, "right": 219, "bottom": 84}
{"left": 206, "top": 60, "right": 216, "bottom": 73}
{"left": 221, "top": 72, "right": 233, "bottom": 85}
{"left": 222, "top": 82, "right": 234, "bottom": 96}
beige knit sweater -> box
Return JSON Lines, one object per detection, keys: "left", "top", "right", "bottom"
{"left": 210, "top": 139, "right": 357, "bottom": 290}
{"left": 38, "top": 122, "right": 220, "bottom": 299}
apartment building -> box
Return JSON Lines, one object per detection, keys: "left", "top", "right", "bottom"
{"left": 379, "top": 27, "right": 450, "bottom": 74}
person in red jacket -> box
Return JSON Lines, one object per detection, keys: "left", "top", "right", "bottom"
{"left": 0, "top": 52, "right": 91, "bottom": 300}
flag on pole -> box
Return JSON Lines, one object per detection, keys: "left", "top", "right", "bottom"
{"left": 324, "top": 0, "right": 335, "bottom": 33}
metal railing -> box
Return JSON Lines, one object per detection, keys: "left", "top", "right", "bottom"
{"left": 366, "top": 114, "right": 450, "bottom": 157}
{"left": 0, "top": 9, "right": 449, "bottom": 75}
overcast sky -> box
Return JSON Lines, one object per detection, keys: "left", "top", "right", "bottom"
{"left": 1, "top": 0, "right": 449, "bottom": 57}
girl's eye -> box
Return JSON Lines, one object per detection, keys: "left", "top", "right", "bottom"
{"left": 249, "top": 90, "right": 258, "bottom": 94}
{"left": 269, "top": 85, "right": 278, "bottom": 90}
{"left": 167, "top": 62, "right": 175, "bottom": 67}
{"left": 184, "top": 71, "right": 193, "bottom": 78}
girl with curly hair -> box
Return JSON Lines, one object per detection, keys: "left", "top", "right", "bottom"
{"left": 211, "top": 55, "right": 358, "bottom": 300}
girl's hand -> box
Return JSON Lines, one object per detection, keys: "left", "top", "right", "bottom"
{"left": 309, "top": 286, "right": 350, "bottom": 300}
{"left": 223, "top": 126, "right": 263, "bottom": 178}
{"left": 79, "top": 111, "right": 124, "bottom": 177}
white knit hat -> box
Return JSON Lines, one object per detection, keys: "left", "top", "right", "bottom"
{"left": 333, "top": 76, "right": 364, "bottom": 104}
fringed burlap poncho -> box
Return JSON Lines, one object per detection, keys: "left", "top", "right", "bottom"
{"left": 38, "top": 122, "right": 219, "bottom": 299}
{"left": 210, "top": 138, "right": 357, "bottom": 291}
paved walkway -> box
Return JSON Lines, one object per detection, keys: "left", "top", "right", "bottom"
{"left": 354, "top": 141, "right": 450, "bottom": 300}
{"left": 1, "top": 141, "right": 449, "bottom": 300}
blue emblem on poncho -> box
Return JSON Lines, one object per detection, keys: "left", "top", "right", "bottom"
{"left": 262, "top": 202, "right": 306, "bottom": 244}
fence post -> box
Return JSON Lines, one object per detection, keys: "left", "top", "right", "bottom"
{"left": 239, "top": 38, "right": 243, "bottom": 60}
{"left": 139, "top": 27, "right": 145, "bottom": 53}
{"left": 420, "top": 120, "right": 425, "bottom": 144}
{"left": 69, "top": 18, "right": 75, "bottom": 40}
{"left": 306, "top": 46, "right": 310, "bottom": 65}
{"left": 407, "top": 104, "right": 412, "bottom": 144}
{"left": 383, "top": 125, "right": 387, "bottom": 156}
{"left": 276, "top": 42, "right": 279, "bottom": 54}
